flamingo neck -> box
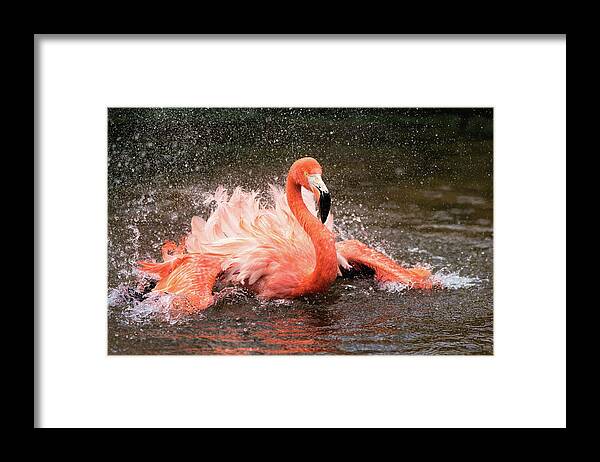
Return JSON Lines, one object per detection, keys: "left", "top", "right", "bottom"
{"left": 286, "top": 177, "right": 338, "bottom": 294}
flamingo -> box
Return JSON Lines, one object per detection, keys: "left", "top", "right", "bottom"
{"left": 138, "top": 157, "right": 435, "bottom": 314}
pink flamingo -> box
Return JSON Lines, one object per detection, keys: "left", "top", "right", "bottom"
{"left": 138, "top": 157, "right": 434, "bottom": 314}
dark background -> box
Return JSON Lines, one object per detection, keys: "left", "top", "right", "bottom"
{"left": 108, "top": 107, "right": 493, "bottom": 195}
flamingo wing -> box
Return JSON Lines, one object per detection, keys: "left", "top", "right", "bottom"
{"left": 184, "top": 185, "right": 320, "bottom": 298}
{"left": 335, "top": 239, "right": 434, "bottom": 289}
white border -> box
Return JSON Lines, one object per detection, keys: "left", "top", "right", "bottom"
{"left": 36, "top": 36, "right": 566, "bottom": 428}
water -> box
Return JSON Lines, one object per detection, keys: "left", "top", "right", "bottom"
{"left": 108, "top": 108, "right": 493, "bottom": 355}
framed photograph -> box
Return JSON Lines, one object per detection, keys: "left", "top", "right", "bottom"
{"left": 35, "top": 34, "right": 566, "bottom": 428}
{"left": 107, "top": 107, "right": 493, "bottom": 355}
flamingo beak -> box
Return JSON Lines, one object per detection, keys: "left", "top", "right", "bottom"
{"left": 308, "top": 174, "right": 331, "bottom": 223}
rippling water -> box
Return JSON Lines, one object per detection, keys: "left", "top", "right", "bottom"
{"left": 108, "top": 108, "right": 493, "bottom": 355}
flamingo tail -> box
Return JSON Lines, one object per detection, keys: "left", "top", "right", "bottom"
{"left": 138, "top": 241, "right": 223, "bottom": 312}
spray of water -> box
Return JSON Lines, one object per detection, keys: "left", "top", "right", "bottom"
{"left": 430, "top": 269, "right": 482, "bottom": 289}
{"left": 108, "top": 285, "right": 181, "bottom": 324}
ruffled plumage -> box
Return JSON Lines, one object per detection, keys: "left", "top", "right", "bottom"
{"left": 184, "top": 185, "right": 338, "bottom": 298}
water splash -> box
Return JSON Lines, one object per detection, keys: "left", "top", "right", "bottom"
{"left": 431, "top": 269, "right": 482, "bottom": 289}
{"left": 377, "top": 268, "right": 481, "bottom": 294}
{"left": 108, "top": 285, "right": 182, "bottom": 324}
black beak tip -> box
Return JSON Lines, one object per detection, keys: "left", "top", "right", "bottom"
{"left": 319, "top": 191, "right": 331, "bottom": 223}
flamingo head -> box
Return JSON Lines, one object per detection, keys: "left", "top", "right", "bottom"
{"left": 289, "top": 157, "right": 331, "bottom": 223}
